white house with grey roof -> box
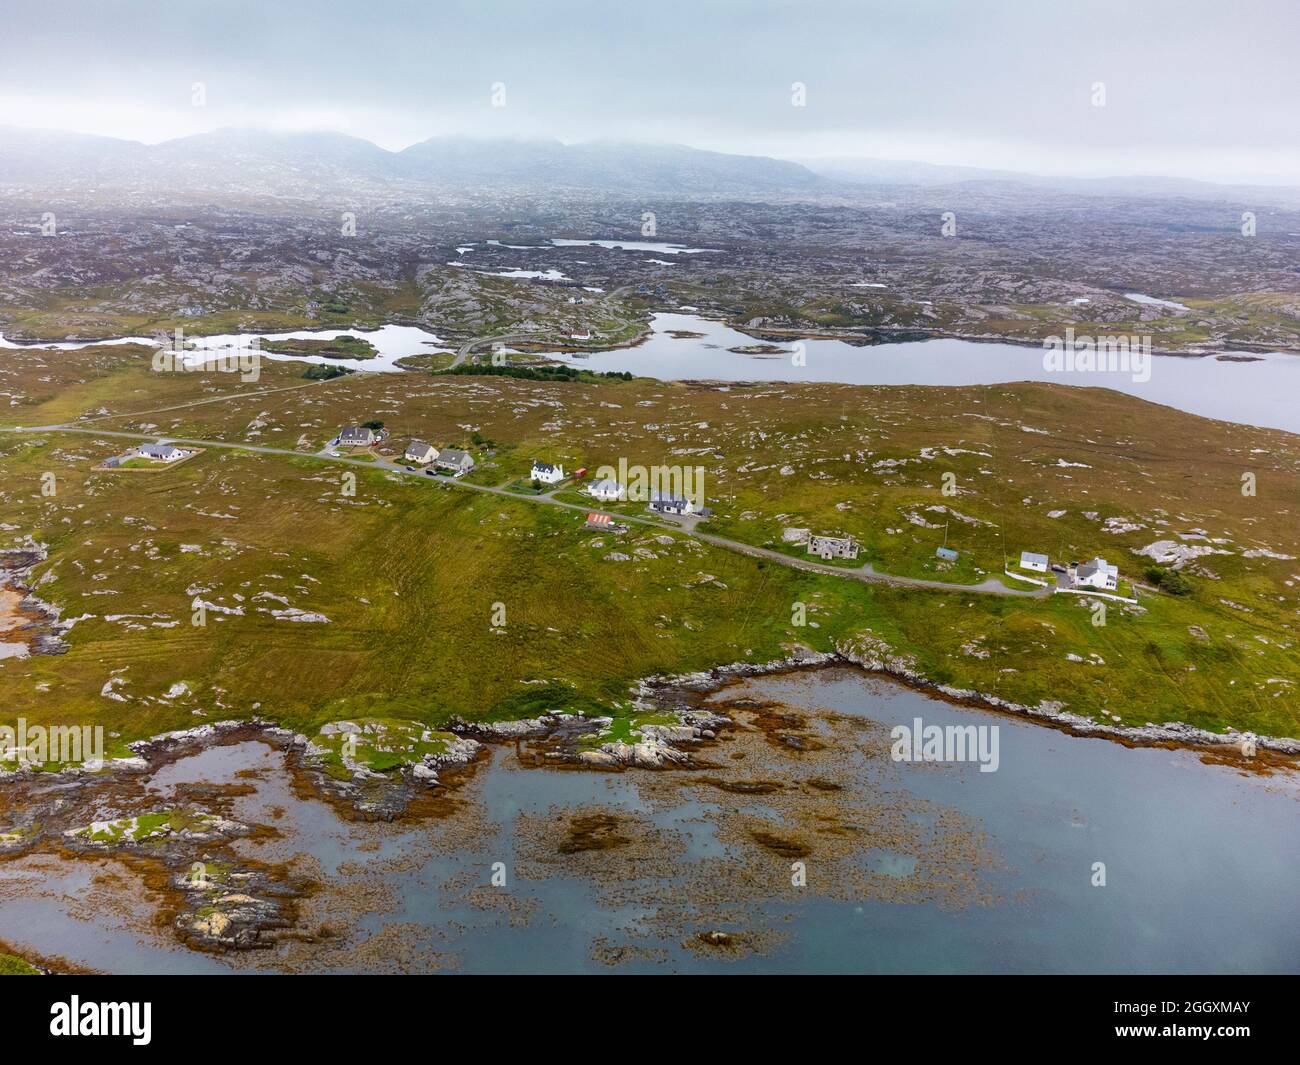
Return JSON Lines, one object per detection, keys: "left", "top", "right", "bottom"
{"left": 1019, "top": 551, "right": 1049, "bottom": 572}
{"left": 587, "top": 477, "right": 625, "bottom": 502}
{"left": 405, "top": 441, "right": 438, "bottom": 464}
{"left": 530, "top": 460, "right": 565, "bottom": 485}
{"left": 434, "top": 449, "right": 475, "bottom": 476}
{"left": 648, "top": 490, "right": 711, "bottom": 518}
{"left": 337, "top": 426, "right": 377, "bottom": 447}
{"left": 1071, "top": 557, "right": 1119, "bottom": 591}
{"left": 135, "top": 443, "right": 187, "bottom": 462}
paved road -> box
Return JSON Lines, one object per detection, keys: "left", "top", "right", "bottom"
{"left": 4, "top": 423, "right": 1047, "bottom": 599}
{"left": 449, "top": 331, "right": 551, "bottom": 369}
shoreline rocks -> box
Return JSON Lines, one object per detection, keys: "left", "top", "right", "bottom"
{"left": 828, "top": 637, "right": 1300, "bottom": 755}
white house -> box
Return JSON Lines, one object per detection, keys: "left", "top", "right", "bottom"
{"left": 337, "top": 426, "right": 377, "bottom": 447}
{"left": 434, "top": 449, "right": 475, "bottom": 476}
{"left": 587, "top": 477, "right": 624, "bottom": 502}
{"left": 405, "top": 441, "right": 438, "bottom": 465}
{"left": 648, "top": 490, "right": 712, "bottom": 518}
{"left": 570, "top": 327, "right": 592, "bottom": 340}
{"left": 136, "top": 443, "right": 186, "bottom": 462}
{"left": 1072, "top": 557, "right": 1119, "bottom": 591}
{"left": 1019, "top": 551, "right": 1049, "bottom": 573}
{"left": 530, "top": 460, "right": 565, "bottom": 485}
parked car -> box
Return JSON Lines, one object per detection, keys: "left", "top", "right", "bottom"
{"left": 425, "top": 469, "right": 438, "bottom": 476}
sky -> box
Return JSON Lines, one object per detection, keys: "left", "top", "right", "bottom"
{"left": 1, "top": 0, "right": 1298, "bottom": 184}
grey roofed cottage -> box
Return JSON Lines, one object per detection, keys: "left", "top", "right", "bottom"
{"left": 405, "top": 440, "right": 438, "bottom": 464}
{"left": 138, "top": 443, "right": 184, "bottom": 461}
{"left": 529, "top": 459, "right": 565, "bottom": 484}
{"left": 338, "top": 426, "right": 377, "bottom": 447}
{"left": 1019, "top": 551, "right": 1049, "bottom": 572}
{"left": 587, "top": 477, "right": 624, "bottom": 501}
{"left": 649, "top": 494, "right": 688, "bottom": 513}
{"left": 1073, "top": 557, "right": 1119, "bottom": 590}
{"left": 647, "top": 490, "right": 711, "bottom": 518}
{"left": 435, "top": 448, "right": 475, "bottom": 474}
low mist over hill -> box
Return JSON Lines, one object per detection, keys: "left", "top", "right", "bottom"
{"left": 805, "top": 156, "right": 1300, "bottom": 209}
{"left": 6, "top": 126, "right": 1298, "bottom": 207}
{"left": 0, "top": 126, "right": 826, "bottom": 198}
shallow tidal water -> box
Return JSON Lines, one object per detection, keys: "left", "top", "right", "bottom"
{"left": 1, "top": 668, "right": 1296, "bottom": 974}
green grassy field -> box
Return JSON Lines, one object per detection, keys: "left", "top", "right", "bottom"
{"left": 1, "top": 342, "right": 1297, "bottom": 753}
{"left": 0, "top": 952, "right": 40, "bottom": 976}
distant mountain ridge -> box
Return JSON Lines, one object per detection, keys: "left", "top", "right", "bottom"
{"left": 397, "top": 136, "right": 821, "bottom": 192}
{"left": 1, "top": 125, "right": 1296, "bottom": 205}
{"left": 0, "top": 126, "right": 826, "bottom": 197}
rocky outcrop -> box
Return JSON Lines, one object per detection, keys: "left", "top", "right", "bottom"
{"left": 637, "top": 647, "right": 837, "bottom": 701}
{"left": 174, "top": 869, "right": 292, "bottom": 951}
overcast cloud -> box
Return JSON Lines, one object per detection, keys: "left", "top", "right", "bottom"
{"left": 1, "top": 0, "right": 1297, "bottom": 183}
